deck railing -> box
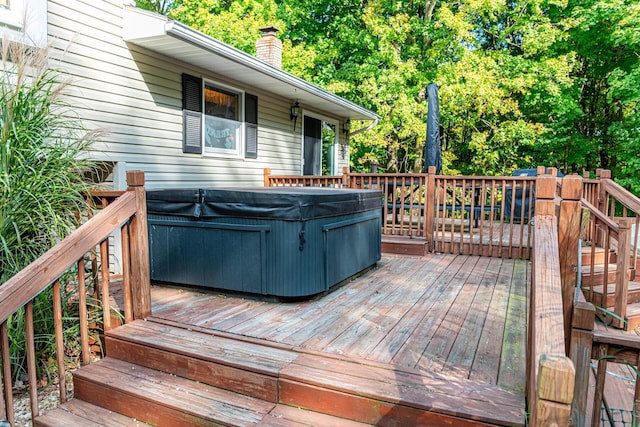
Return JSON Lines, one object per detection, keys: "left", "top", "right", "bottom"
{"left": 570, "top": 290, "right": 640, "bottom": 426}
{"left": 528, "top": 174, "right": 576, "bottom": 426}
{"left": 578, "top": 168, "right": 639, "bottom": 329}
{"left": 0, "top": 171, "right": 150, "bottom": 426}
{"left": 264, "top": 167, "right": 536, "bottom": 259}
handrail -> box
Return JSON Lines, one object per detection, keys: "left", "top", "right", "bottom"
{"left": 0, "top": 192, "right": 136, "bottom": 324}
{"left": 581, "top": 198, "right": 620, "bottom": 239}
{"left": 603, "top": 179, "right": 640, "bottom": 214}
{"left": 0, "top": 170, "right": 150, "bottom": 425}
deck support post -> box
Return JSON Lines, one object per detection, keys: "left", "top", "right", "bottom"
{"left": 126, "top": 170, "right": 151, "bottom": 319}
{"left": 558, "top": 175, "right": 583, "bottom": 354}
{"left": 569, "top": 299, "right": 595, "bottom": 426}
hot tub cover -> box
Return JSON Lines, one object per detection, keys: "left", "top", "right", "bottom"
{"left": 147, "top": 187, "right": 382, "bottom": 221}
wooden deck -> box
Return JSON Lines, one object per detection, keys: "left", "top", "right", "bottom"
{"left": 588, "top": 321, "right": 639, "bottom": 426}
{"left": 147, "top": 252, "right": 528, "bottom": 425}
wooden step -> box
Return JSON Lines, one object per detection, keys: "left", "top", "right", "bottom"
{"left": 381, "top": 236, "right": 427, "bottom": 256}
{"left": 581, "top": 263, "right": 632, "bottom": 287}
{"left": 581, "top": 246, "right": 614, "bottom": 266}
{"left": 70, "top": 358, "right": 373, "bottom": 427}
{"left": 100, "top": 319, "right": 525, "bottom": 426}
{"left": 33, "top": 399, "right": 152, "bottom": 426}
{"left": 582, "top": 281, "right": 640, "bottom": 308}
{"left": 624, "top": 303, "right": 640, "bottom": 331}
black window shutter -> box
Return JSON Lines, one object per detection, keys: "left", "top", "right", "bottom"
{"left": 182, "top": 73, "right": 203, "bottom": 154}
{"left": 245, "top": 93, "right": 258, "bottom": 159}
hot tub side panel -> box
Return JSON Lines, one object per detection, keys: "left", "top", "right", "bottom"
{"left": 147, "top": 210, "right": 381, "bottom": 298}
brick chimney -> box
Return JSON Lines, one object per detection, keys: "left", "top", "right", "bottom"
{"left": 256, "top": 26, "right": 282, "bottom": 68}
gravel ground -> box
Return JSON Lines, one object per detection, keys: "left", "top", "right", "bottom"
{"left": 8, "top": 372, "right": 73, "bottom": 427}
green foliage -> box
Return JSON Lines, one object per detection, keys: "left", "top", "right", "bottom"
{"left": 1, "top": 38, "right": 101, "bottom": 381}
{"left": 167, "top": 0, "right": 639, "bottom": 188}
{"left": 1, "top": 39, "right": 99, "bottom": 282}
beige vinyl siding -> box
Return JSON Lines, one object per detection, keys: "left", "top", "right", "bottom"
{"left": 48, "top": 0, "right": 348, "bottom": 190}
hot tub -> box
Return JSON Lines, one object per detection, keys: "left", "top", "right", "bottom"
{"left": 146, "top": 187, "right": 382, "bottom": 298}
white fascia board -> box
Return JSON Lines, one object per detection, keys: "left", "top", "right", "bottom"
{"left": 123, "top": 6, "right": 380, "bottom": 123}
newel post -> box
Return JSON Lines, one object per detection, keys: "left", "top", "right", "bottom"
{"left": 558, "top": 175, "right": 583, "bottom": 354}
{"left": 263, "top": 168, "right": 272, "bottom": 187}
{"left": 126, "top": 170, "right": 151, "bottom": 319}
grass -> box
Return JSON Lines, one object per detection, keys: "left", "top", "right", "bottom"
{"left": 1, "top": 34, "right": 103, "bottom": 383}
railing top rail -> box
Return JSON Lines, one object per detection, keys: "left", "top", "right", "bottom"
{"left": 581, "top": 198, "right": 620, "bottom": 234}
{"left": 602, "top": 178, "right": 640, "bottom": 214}
{"left": 0, "top": 191, "right": 137, "bottom": 324}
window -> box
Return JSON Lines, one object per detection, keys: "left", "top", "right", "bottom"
{"left": 182, "top": 73, "right": 258, "bottom": 159}
{"left": 0, "top": 0, "right": 47, "bottom": 47}
{"left": 204, "top": 84, "right": 241, "bottom": 156}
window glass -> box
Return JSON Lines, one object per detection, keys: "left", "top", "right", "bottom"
{"left": 203, "top": 84, "right": 242, "bottom": 155}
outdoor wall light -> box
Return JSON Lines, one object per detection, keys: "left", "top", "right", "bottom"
{"left": 343, "top": 119, "right": 351, "bottom": 136}
{"left": 290, "top": 101, "right": 300, "bottom": 131}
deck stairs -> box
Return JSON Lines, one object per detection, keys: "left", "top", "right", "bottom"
{"left": 34, "top": 318, "right": 525, "bottom": 426}
{"left": 581, "top": 246, "right": 640, "bottom": 330}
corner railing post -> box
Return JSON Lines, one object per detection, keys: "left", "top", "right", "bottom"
{"left": 264, "top": 167, "right": 272, "bottom": 187}
{"left": 126, "top": 170, "right": 151, "bottom": 319}
{"left": 534, "top": 354, "right": 575, "bottom": 426}
{"left": 558, "top": 175, "right": 583, "bottom": 354}
{"left": 425, "top": 166, "right": 436, "bottom": 251}
{"left": 342, "top": 166, "right": 350, "bottom": 188}
{"left": 569, "top": 299, "right": 595, "bottom": 426}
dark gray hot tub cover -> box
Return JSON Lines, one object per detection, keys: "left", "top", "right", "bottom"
{"left": 147, "top": 187, "right": 382, "bottom": 220}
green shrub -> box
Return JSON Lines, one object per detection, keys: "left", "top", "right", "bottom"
{"left": 1, "top": 37, "right": 101, "bottom": 381}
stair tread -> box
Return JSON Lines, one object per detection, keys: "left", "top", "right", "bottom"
{"left": 584, "top": 281, "right": 640, "bottom": 295}
{"left": 33, "top": 399, "right": 152, "bottom": 426}
{"left": 75, "top": 357, "right": 274, "bottom": 426}
{"left": 106, "top": 320, "right": 524, "bottom": 426}
{"left": 71, "top": 349, "right": 381, "bottom": 427}
{"left": 106, "top": 319, "right": 298, "bottom": 376}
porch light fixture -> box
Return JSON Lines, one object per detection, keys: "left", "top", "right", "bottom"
{"left": 343, "top": 119, "right": 351, "bottom": 136}
{"left": 290, "top": 101, "right": 300, "bottom": 131}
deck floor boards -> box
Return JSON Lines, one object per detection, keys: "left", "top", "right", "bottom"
{"left": 151, "top": 253, "right": 528, "bottom": 399}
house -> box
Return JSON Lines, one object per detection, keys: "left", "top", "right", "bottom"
{"left": 2, "top": 0, "right": 380, "bottom": 190}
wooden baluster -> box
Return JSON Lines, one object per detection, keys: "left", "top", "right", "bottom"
{"left": 77, "top": 258, "right": 91, "bottom": 366}
{"left": 121, "top": 222, "right": 133, "bottom": 324}
{"left": 52, "top": 279, "right": 67, "bottom": 403}
{"left": 100, "top": 238, "right": 111, "bottom": 331}
{"left": 591, "top": 344, "right": 608, "bottom": 427}
{"left": 613, "top": 218, "right": 632, "bottom": 329}
{"left": 508, "top": 179, "right": 517, "bottom": 259}
{"left": 1, "top": 321, "right": 13, "bottom": 425}
{"left": 25, "top": 301, "right": 38, "bottom": 419}
{"left": 634, "top": 352, "right": 640, "bottom": 427}
{"left": 0, "top": 338, "right": 5, "bottom": 422}
{"left": 425, "top": 167, "right": 436, "bottom": 248}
